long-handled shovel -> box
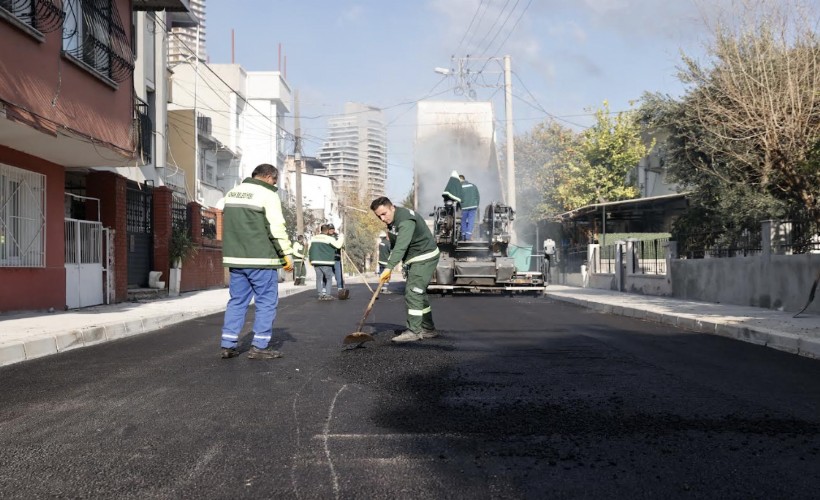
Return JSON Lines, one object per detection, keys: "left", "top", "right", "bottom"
{"left": 343, "top": 250, "right": 374, "bottom": 294}
{"left": 342, "top": 280, "right": 384, "bottom": 347}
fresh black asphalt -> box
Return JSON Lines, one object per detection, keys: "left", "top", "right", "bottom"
{"left": 1, "top": 284, "right": 819, "bottom": 499}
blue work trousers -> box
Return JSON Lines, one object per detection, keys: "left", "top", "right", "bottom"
{"left": 461, "top": 208, "right": 477, "bottom": 240}
{"left": 221, "top": 268, "right": 279, "bottom": 349}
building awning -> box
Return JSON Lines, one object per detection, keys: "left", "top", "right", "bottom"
{"left": 553, "top": 193, "right": 690, "bottom": 222}
{"left": 132, "top": 0, "right": 199, "bottom": 27}
{"left": 132, "top": 0, "right": 192, "bottom": 12}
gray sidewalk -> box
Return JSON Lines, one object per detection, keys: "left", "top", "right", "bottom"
{"left": 545, "top": 286, "right": 820, "bottom": 359}
{"left": 2, "top": 281, "right": 819, "bottom": 367}
{"left": 0, "top": 281, "right": 313, "bottom": 367}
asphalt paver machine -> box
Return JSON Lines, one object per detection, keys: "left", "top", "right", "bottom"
{"left": 427, "top": 201, "right": 546, "bottom": 295}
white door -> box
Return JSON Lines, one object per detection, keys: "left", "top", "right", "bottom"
{"left": 65, "top": 219, "right": 104, "bottom": 309}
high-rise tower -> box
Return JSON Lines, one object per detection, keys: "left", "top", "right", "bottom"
{"left": 168, "top": 0, "right": 206, "bottom": 63}
{"left": 317, "top": 102, "right": 387, "bottom": 201}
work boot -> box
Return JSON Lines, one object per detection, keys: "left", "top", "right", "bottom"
{"left": 247, "top": 346, "right": 283, "bottom": 359}
{"left": 221, "top": 347, "right": 239, "bottom": 359}
{"left": 391, "top": 330, "right": 422, "bottom": 342}
{"left": 420, "top": 328, "right": 439, "bottom": 339}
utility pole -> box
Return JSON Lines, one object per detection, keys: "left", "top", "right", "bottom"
{"left": 504, "top": 55, "right": 516, "bottom": 242}
{"left": 293, "top": 90, "right": 304, "bottom": 236}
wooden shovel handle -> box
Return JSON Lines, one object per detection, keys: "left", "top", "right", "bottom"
{"left": 356, "top": 280, "right": 385, "bottom": 332}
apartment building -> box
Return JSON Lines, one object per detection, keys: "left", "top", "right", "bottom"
{"left": 168, "top": 0, "right": 205, "bottom": 64}
{"left": 240, "top": 71, "right": 292, "bottom": 180}
{"left": 0, "top": 0, "right": 198, "bottom": 312}
{"left": 317, "top": 102, "right": 387, "bottom": 201}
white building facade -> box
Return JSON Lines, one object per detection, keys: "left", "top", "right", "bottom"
{"left": 240, "top": 71, "right": 292, "bottom": 180}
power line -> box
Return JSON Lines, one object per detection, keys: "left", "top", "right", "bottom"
{"left": 477, "top": 0, "right": 533, "bottom": 75}
{"left": 476, "top": 0, "right": 521, "bottom": 61}
{"left": 453, "top": 0, "right": 487, "bottom": 56}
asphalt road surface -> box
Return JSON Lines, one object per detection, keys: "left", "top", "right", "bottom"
{"left": 1, "top": 284, "right": 819, "bottom": 499}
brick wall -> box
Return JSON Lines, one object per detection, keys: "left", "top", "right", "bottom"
{"left": 86, "top": 171, "right": 127, "bottom": 302}
{"left": 152, "top": 186, "right": 172, "bottom": 291}
{"left": 178, "top": 203, "right": 226, "bottom": 292}
{"left": 180, "top": 245, "right": 225, "bottom": 292}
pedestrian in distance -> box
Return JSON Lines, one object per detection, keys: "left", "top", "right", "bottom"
{"left": 220, "top": 163, "right": 293, "bottom": 360}
{"left": 308, "top": 224, "right": 344, "bottom": 300}
{"left": 328, "top": 224, "right": 346, "bottom": 293}
{"left": 377, "top": 230, "right": 393, "bottom": 294}
{"left": 459, "top": 174, "right": 480, "bottom": 241}
{"left": 292, "top": 234, "right": 307, "bottom": 285}
{"left": 543, "top": 238, "right": 556, "bottom": 284}
{"left": 370, "top": 196, "right": 441, "bottom": 342}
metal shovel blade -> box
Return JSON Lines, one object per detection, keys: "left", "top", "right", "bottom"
{"left": 342, "top": 281, "right": 384, "bottom": 348}
{"left": 343, "top": 332, "right": 375, "bottom": 345}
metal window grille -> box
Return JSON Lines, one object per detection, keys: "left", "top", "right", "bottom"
{"left": 61, "top": 0, "right": 134, "bottom": 82}
{"left": 0, "top": 0, "right": 64, "bottom": 33}
{"left": 135, "top": 96, "right": 153, "bottom": 164}
{"left": 0, "top": 164, "right": 46, "bottom": 268}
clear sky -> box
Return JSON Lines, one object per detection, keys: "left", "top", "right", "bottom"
{"left": 205, "top": 0, "right": 728, "bottom": 201}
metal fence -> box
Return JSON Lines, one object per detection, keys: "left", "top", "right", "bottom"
{"left": 634, "top": 238, "right": 668, "bottom": 274}
{"left": 171, "top": 194, "right": 188, "bottom": 231}
{"left": 775, "top": 219, "right": 820, "bottom": 254}
{"left": 674, "top": 226, "right": 762, "bottom": 259}
{"left": 559, "top": 245, "right": 588, "bottom": 274}
{"left": 202, "top": 208, "right": 218, "bottom": 240}
{"left": 597, "top": 244, "right": 617, "bottom": 274}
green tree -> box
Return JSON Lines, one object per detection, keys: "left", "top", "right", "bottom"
{"left": 339, "top": 189, "right": 383, "bottom": 273}
{"left": 639, "top": 0, "right": 820, "bottom": 240}
{"left": 556, "top": 101, "right": 648, "bottom": 210}
{"left": 514, "top": 120, "right": 578, "bottom": 222}
{"left": 282, "top": 199, "right": 319, "bottom": 238}
{"left": 673, "top": 0, "right": 820, "bottom": 223}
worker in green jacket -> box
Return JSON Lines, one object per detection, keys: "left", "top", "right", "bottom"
{"left": 308, "top": 224, "right": 345, "bottom": 300}
{"left": 377, "top": 231, "right": 392, "bottom": 294}
{"left": 370, "top": 196, "right": 440, "bottom": 342}
{"left": 459, "top": 175, "right": 480, "bottom": 240}
{"left": 220, "top": 163, "right": 293, "bottom": 360}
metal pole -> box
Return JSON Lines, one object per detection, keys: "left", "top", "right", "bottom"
{"left": 504, "top": 55, "right": 516, "bottom": 242}
{"left": 294, "top": 90, "right": 304, "bottom": 235}
{"left": 193, "top": 24, "right": 199, "bottom": 202}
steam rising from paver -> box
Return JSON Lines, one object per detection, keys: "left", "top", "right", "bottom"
{"left": 414, "top": 101, "right": 503, "bottom": 216}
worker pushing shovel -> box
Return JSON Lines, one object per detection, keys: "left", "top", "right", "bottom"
{"left": 368, "top": 196, "right": 441, "bottom": 343}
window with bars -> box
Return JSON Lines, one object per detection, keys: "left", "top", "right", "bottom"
{"left": 62, "top": 0, "right": 134, "bottom": 82}
{"left": 0, "top": 0, "right": 64, "bottom": 33}
{"left": 0, "top": 164, "right": 46, "bottom": 268}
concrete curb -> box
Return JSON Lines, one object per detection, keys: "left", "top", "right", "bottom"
{"left": 545, "top": 291, "right": 819, "bottom": 360}
{"left": 0, "top": 285, "right": 311, "bottom": 368}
